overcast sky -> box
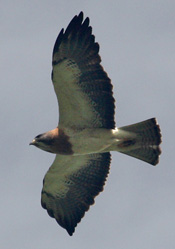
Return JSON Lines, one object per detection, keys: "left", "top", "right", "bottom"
{"left": 1, "top": 0, "right": 175, "bottom": 248}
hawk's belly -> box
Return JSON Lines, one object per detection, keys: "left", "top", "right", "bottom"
{"left": 67, "top": 128, "right": 118, "bottom": 155}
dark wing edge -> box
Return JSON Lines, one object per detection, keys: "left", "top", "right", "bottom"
{"left": 52, "top": 12, "right": 115, "bottom": 129}
{"left": 41, "top": 152, "right": 111, "bottom": 236}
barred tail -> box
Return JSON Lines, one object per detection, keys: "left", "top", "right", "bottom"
{"left": 117, "top": 118, "right": 162, "bottom": 165}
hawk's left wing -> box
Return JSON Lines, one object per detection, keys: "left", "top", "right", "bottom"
{"left": 41, "top": 152, "right": 111, "bottom": 235}
{"left": 52, "top": 12, "right": 115, "bottom": 129}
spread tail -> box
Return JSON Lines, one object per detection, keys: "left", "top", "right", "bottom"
{"left": 117, "top": 118, "right": 162, "bottom": 165}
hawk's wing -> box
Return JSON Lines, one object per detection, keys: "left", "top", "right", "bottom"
{"left": 41, "top": 152, "right": 111, "bottom": 235}
{"left": 52, "top": 12, "right": 115, "bottom": 129}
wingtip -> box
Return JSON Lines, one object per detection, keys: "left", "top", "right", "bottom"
{"left": 67, "top": 228, "right": 74, "bottom": 236}
{"left": 78, "top": 11, "right": 84, "bottom": 19}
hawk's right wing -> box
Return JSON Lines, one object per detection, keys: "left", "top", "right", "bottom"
{"left": 41, "top": 152, "right": 111, "bottom": 235}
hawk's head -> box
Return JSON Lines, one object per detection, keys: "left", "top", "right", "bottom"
{"left": 30, "top": 133, "right": 54, "bottom": 153}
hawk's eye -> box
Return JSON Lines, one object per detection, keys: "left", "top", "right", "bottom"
{"left": 35, "top": 134, "right": 42, "bottom": 139}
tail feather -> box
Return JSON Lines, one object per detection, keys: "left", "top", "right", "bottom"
{"left": 118, "top": 118, "right": 162, "bottom": 165}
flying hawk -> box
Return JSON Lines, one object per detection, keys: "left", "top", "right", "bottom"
{"left": 30, "top": 12, "right": 162, "bottom": 236}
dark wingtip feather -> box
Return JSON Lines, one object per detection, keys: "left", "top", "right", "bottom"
{"left": 66, "top": 227, "right": 74, "bottom": 236}
{"left": 52, "top": 12, "right": 84, "bottom": 59}
{"left": 78, "top": 11, "right": 84, "bottom": 20}
{"left": 52, "top": 28, "right": 64, "bottom": 56}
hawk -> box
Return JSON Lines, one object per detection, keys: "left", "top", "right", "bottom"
{"left": 30, "top": 12, "right": 162, "bottom": 235}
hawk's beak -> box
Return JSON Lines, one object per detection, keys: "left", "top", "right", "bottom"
{"left": 29, "top": 139, "right": 36, "bottom": 145}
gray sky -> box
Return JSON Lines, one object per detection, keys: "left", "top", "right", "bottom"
{"left": 1, "top": 0, "right": 174, "bottom": 248}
